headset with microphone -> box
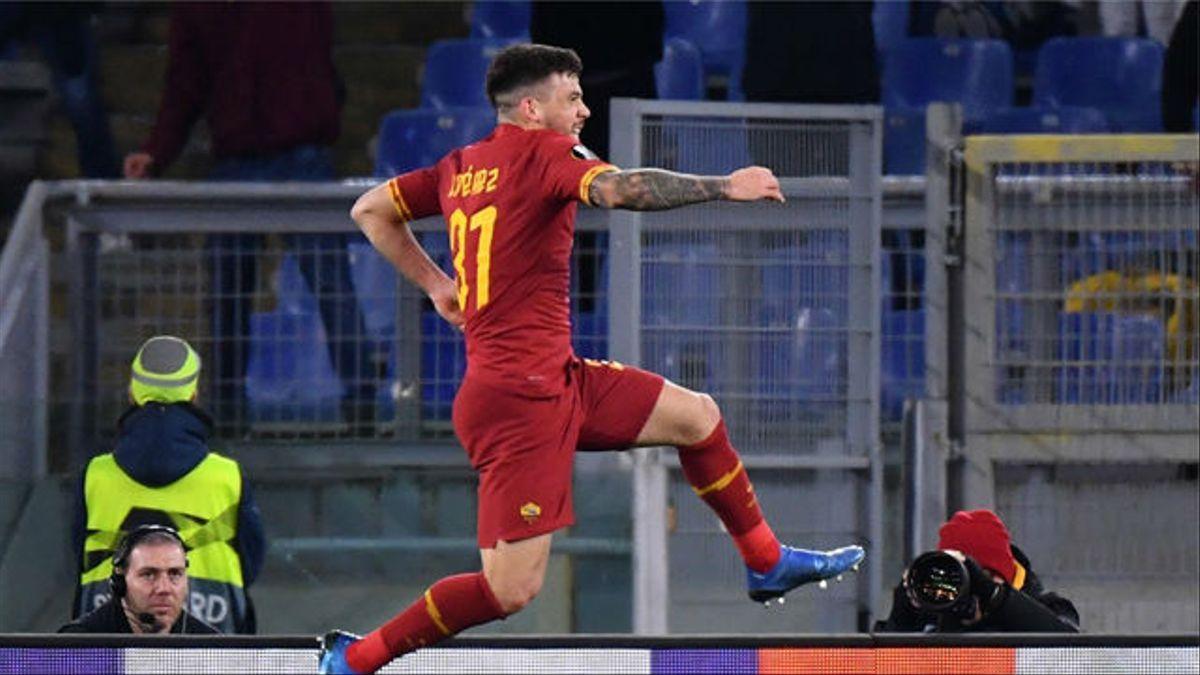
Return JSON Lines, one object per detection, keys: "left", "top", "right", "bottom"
{"left": 109, "top": 524, "right": 189, "bottom": 634}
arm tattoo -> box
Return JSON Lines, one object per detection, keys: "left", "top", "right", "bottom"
{"left": 589, "top": 169, "right": 729, "bottom": 211}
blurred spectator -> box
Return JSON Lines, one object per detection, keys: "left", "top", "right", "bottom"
{"left": 876, "top": 509, "right": 1080, "bottom": 632}
{"left": 531, "top": 1, "right": 663, "bottom": 159}
{"left": 1097, "top": 0, "right": 1187, "bottom": 45}
{"left": 744, "top": 1, "right": 880, "bottom": 105}
{"left": 1162, "top": 0, "right": 1198, "bottom": 132}
{"left": 0, "top": 2, "right": 117, "bottom": 177}
{"left": 61, "top": 525, "right": 220, "bottom": 634}
{"left": 124, "top": 1, "right": 375, "bottom": 431}
{"left": 72, "top": 336, "right": 266, "bottom": 634}
{"left": 741, "top": 1, "right": 879, "bottom": 177}
{"left": 531, "top": 2, "right": 662, "bottom": 309}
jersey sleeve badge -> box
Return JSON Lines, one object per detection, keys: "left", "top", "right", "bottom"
{"left": 571, "top": 144, "right": 600, "bottom": 161}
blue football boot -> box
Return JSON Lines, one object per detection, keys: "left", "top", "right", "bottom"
{"left": 747, "top": 545, "right": 866, "bottom": 604}
{"left": 318, "top": 630, "right": 364, "bottom": 675}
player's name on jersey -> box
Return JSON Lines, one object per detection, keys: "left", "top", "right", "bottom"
{"left": 448, "top": 166, "right": 501, "bottom": 198}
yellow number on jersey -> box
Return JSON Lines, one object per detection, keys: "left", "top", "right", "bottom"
{"left": 449, "top": 206, "right": 497, "bottom": 311}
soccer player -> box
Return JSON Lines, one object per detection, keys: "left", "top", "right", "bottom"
{"left": 319, "top": 44, "right": 865, "bottom": 674}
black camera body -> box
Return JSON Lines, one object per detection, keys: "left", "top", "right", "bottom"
{"left": 904, "top": 550, "right": 977, "bottom": 619}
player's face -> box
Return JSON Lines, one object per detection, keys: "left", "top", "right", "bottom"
{"left": 536, "top": 72, "right": 590, "bottom": 140}
{"left": 123, "top": 542, "right": 188, "bottom": 632}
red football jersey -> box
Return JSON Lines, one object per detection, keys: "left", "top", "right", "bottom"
{"left": 388, "top": 123, "right": 616, "bottom": 396}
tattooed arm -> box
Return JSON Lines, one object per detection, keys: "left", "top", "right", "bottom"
{"left": 588, "top": 166, "right": 784, "bottom": 211}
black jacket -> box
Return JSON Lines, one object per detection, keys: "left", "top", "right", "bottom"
{"left": 58, "top": 597, "right": 219, "bottom": 634}
{"left": 875, "top": 545, "right": 1080, "bottom": 633}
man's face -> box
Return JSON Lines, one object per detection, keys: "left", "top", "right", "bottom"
{"left": 533, "top": 72, "right": 590, "bottom": 140}
{"left": 122, "top": 542, "right": 188, "bottom": 633}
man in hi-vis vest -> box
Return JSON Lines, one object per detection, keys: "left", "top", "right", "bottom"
{"left": 72, "top": 336, "right": 266, "bottom": 634}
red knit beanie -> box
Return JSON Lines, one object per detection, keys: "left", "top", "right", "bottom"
{"left": 937, "top": 509, "right": 1018, "bottom": 585}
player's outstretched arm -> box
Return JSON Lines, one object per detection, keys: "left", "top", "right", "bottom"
{"left": 588, "top": 166, "right": 784, "bottom": 211}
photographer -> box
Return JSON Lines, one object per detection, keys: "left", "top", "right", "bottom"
{"left": 876, "top": 509, "right": 1080, "bottom": 633}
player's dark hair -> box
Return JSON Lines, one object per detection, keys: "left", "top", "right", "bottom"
{"left": 485, "top": 43, "right": 583, "bottom": 111}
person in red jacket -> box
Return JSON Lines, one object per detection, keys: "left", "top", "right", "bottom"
{"left": 123, "top": 2, "right": 374, "bottom": 432}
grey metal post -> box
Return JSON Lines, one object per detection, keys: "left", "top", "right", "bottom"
{"left": 66, "top": 215, "right": 98, "bottom": 472}
{"left": 33, "top": 233, "right": 48, "bottom": 478}
{"left": 610, "top": 97, "right": 668, "bottom": 634}
{"left": 848, "top": 112, "right": 884, "bottom": 620}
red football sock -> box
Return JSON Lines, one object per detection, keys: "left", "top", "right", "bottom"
{"left": 345, "top": 572, "right": 506, "bottom": 673}
{"left": 678, "top": 420, "right": 781, "bottom": 573}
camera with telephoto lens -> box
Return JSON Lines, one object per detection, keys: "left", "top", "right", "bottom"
{"left": 904, "top": 550, "right": 976, "bottom": 618}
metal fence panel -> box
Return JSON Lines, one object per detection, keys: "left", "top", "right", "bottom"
{"left": 610, "top": 100, "right": 883, "bottom": 632}
{"left": 955, "top": 134, "right": 1200, "bottom": 634}
{"left": 963, "top": 136, "right": 1200, "bottom": 459}
{"left": 51, "top": 184, "right": 609, "bottom": 463}
{"left": 0, "top": 182, "right": 49, "bottom": 481}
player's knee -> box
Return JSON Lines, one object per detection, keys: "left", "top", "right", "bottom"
{"left": 491, "top": 573, "right": 544, "bottom": 614}
{"left": 680, "top": 392, "right": 722, "bottom": 444}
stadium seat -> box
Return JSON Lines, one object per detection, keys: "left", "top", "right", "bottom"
{"left": 246, "top": 309, "right": 344, "bottom": 424}
{"left": 469, "top": 0, "right": 530, "bottom": 40}
{"left": 421, "top": 310, "right": 466, "bottom": 421}
{"left": 655, "top": 37, "right": 705, "bottom": 101}
{"left": 882, "top": 38, "right": 1014, "bottom": 122}
{"left": 1057, "top": 312, "right": 1165, "bottom": 404}
{"left": 663, "top": 0, "right": 747, "bottom": 100}
{"left": 758, "top": 233, "right": 850, "bottom": 407}
{"left": 967, "top": 105, "right": 1109, "bottom": 134}
{"left": 273, "top": 252, "right": 318, "bottom": 317}
{"left": 659, "top": 117, "right": 752, "bottom": 175}
{"left": 348, "top": 242, "right": 399, "bottom": 339}
{"left": 1033, "top": 37, "right": 1164, "bottom": 132}
{"left": 641, "top": 241, "right": 725, "bottom": 392}
{"left": 375, "top": 106, "right": 496, "bottom": 177}
{"left": 421, "top": 38, "right": 518, "bottom": 109}
{"left": 883, "top": 105, "right": 925, "bottom": 175}
{"left": 872, "top": 0, "right": 910, "bottom": 56}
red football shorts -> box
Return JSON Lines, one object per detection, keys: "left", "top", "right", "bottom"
{"left": 453, "top": 357, "right": 665, "bottom": 548}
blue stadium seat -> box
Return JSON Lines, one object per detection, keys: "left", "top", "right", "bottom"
{"left": 348, "top": 242, "right": 399, "bottom": 339}
{"left": 760, "top": 231, "right": 849, "bottom": 325}
{"left": 872, "top": 0, "right": 910, "bottom": 56}
{"left": 1033, "top": 37, "right": 1164, "bottom": 132}
{"left": 421, "top": 38, "right": 517, "bottom": 109}
{"left": 884, "top": 105, "right": 925, "bottom": 175}
{"left": 246, "top": 310, "right": 344, "bottom": 423}
{"left": 1063, "top": 230, "right": 1197, "bottom": 283}
{"left": 968, "top": 105, "right": 1109, "bottom": 134}
{"left": 421, "top": 310, "right": 466, "bottom": 421}
{"left": 882, "top": 38, "right": 1014, "bottom": 121}
{"left": 758, "top": 234, "right": 849, "bottom": 407}
{"left": 655, "top": 37, "right": 705, "bottom": 100}
{"left": 375, "top": 106, "right": 496, "bottom": 177}
{"left": 1057, "top": 312, "right": 1165, "bottom": 404}
{"left": 663, "top": 0, "right": 747, "bottom": 100}
{"left": 881, "top": 308, "right": 926, "bottom": 420}
{"left": 641, "top": 242, "right": 725, "bottom": 392}
{"left": 469, "top": 0, "right": 530, "bottom": 40}
{"left": 659, "top": 118, "right": 752, "bottom": 175}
